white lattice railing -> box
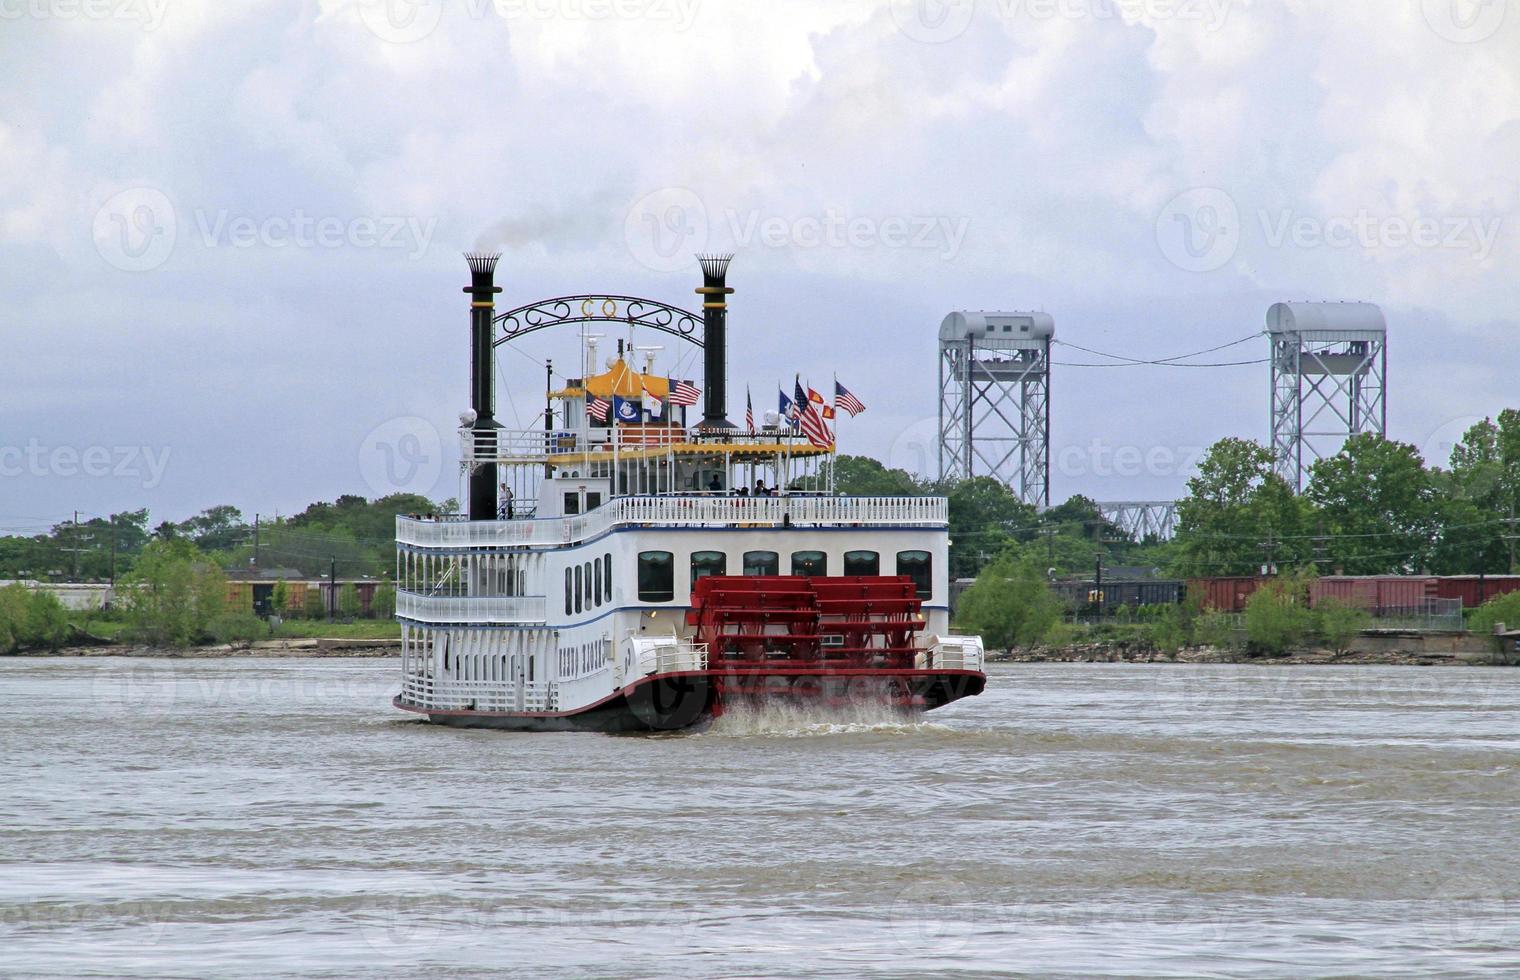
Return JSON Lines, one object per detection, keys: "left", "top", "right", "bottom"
{"left": 396, "top": 592, "right": 548, "bottom": 624}
{"left": 397, "top": 495, "right": 946, "bottom": 550}
{"left": 400, "top": 676, "right": 556, "bottom": 713}
{"left": 918, "top": 635, "right": 985, "bottom": 672}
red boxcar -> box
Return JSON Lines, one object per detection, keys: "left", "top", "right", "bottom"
{"left": 1188, "top": 576, "right": 1266, "bottom": 612}
{"left": 1310, "top": 576, "right": 1436, "bottom": 612}
{"left": 1431, "top": 576, "right": 1520, "bottom": 609}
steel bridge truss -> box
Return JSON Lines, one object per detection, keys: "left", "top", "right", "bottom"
{"left": 939, "top": 339, "right": 1051, "bottom": 509}
{"left": 1269, "top": 330, "right": 1386, "bottom": 491}
{"left": 1097, "top": 501, "right": 1179, "bottom": 541}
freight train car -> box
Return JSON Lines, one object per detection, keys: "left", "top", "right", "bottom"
{"left": 1431, "top": 575, "right": 1520, "bottom": 608}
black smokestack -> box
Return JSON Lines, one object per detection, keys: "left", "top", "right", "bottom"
{"left": 696, "top": 253, "right": 735, "bottom": 430}
{"left": 465, "top": 252, "right": 502, "bottom": 520}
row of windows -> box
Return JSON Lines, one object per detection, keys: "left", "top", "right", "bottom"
{"left": 565, "top": 553, "right": 614, "bottom": 615}
{"left": 636, "top": 549, "right": 933, "bottom": 601}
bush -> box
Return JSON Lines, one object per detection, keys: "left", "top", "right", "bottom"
{"left": 956, "top": 555, "right": 1063, "bottom": 651}
{"left": 0, "top": 584, "right": 71, "bottom": 653}
{"left": 1148, "top": 604, "right": 1186, "bottom": 655}
{"left": 304, "top": 588, "right": 327, "bottom": 620}
{"left": 1244, "top": 574, "right": 1315, "bottom": 655}
{"left": 207, "top": 613, "right": 268, "bottom": 644}
{"left": 271, "top": 580, "right": 289, "bottom": 617}
{"left": 371, "top": 580, "right": 396, "bottom": 619}
{"left": 1468, "top": 592, "right": 1520, "bottom": 650}
{"left": 1315, "top": 598, "right": 1369, "bottom": 655}
{"left": 119, "top": 540, "right": 230, "bottom": 647}
{"left": 338, "top": 582, "right": 361, "bottom": 620}
{"left": 1196, "top": 610, "right": 1244, "bottom": 650}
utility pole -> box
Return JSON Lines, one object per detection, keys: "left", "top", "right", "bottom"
{"left": 60, "top": 511, "right": 89, "bottom": 581}
{"left": 1311, "top": 521, "right": 1329, "bottom": 571}
{"left": 329, "top": 556, "right": 337, "bottom": 621}
{"left": 1094, "top": 552, "right": 1104, "bottom": 620}
{"left": 1504, "top": 500, "right": 1519, "bottom": 575}
{"left": 254, "top": 514, "right": 260, "bottom": 568}
{"left": 1261, "top": 531, "right": 1279, "bottom": 576}
{"left": 109, "top": 516, "right": 118, "bottom": 590}
{"left": 1040, "top": 523, "right": 1057, "bottom": 567}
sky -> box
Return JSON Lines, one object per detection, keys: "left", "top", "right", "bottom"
{"left": 1, "top": 0, "right": 1517, "bottom": 533}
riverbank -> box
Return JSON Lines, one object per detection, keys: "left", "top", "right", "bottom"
{"left": 13, "top": 638, "right": 401, "bottom": 658}
{"left": 993, "top": 642, "right": 1517, "bottom": 666}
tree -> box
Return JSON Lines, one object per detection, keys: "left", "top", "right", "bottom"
{"left": 303, "top": 587, "right": 326, "bottom": 620}
{"left": 338, "top": 582, "right": 361, "bottom": 620}
{"left": 371, "top": 579, "right": 397, "bottom": 619}
{"left": 1172, "top": 438, "right": 1312, "bottom": 576}
{"left": 0, "top": 584, "right": 70, "bottom": 653}
{"left": 1315, "top": 598, "right": 1369, "bottom": 656}
{"left": 826, "top": 455, "right": 925, "bottom": 497}
{"left": 1243, "top": 570, "right": 1316, "bottom": 655}
{"left": 178, "top": 505, "right": 249, "bottom": 553}
{"left": 939, "top": 477, "right": 1039, "bottom": 580}
{"left": 119, "top": 540, "right": 228, "bottom": 647}
{"left": 1306, "top": 434, "right": 1437, "bottom": 574}
{"left": 271, "top": 580, "right": 289, "bottom": 618}
{"left": 955, "top": 555, "right": 1062, "bottom": 651}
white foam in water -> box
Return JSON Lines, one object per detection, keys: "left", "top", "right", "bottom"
{"left": 702, "top": 699, "right": 956, "bottom": 738}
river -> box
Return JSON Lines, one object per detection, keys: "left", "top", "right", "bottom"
{"left": 3, "top": 658, "right": 1518, "bottom": 977}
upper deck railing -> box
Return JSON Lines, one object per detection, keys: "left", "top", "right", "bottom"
{"left": 461, "top": 425, "right": 826, "bottom": 464}
{"left": 396, "top": 495, "right": 947, "bottom": 549}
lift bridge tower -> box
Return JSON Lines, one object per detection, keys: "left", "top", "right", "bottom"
{"left": 938, "top": 311, "right": 1053, "bottom": 509}
{"left": 1268, "top": 301, "right": 1387, "bottom": 492}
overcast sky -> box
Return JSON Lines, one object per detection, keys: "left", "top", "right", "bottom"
{"left": 1, "top": 0, "right": 1516, "bottom": 531}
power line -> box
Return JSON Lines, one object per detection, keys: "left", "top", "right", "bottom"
{"left": 1053, "top": 333, "right": 1267, "bottom": 368}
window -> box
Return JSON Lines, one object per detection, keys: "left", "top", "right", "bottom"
{"left": 743, "top": 550, "right": 779, "bottom": 576}
{"left": 844, "top": 550, "right": 880, "bottom": 576}
{"left": 691, "top": 550, "right": 726, "bottom": 587}
{"left": 565, "top": 568, "right": 573, "bottom": 615}
{"left": 584, "top": 562, "right": 594, "bottom": 608}
{"left": 563, "top": 491, "right": 581, "bottom": 515}
{"left": 604, "top": 554, "right": 612, "bottom": 603}
{"left": 638, "top": 551, "right": 674, "bottom": 602}
{"left": 791, "top": 551, "right": 827, "bottom": 577}
{"left": 586, "top": 491, "right": 602, "bottom": 511}
{"left": 896, "top": 550, "right": 932, "bottom": 599}
{"left": 594, "top": 558, "right": 603, "bottom": 606}
{"left": 574, "top": 564, "right": 583, "bottom": 613}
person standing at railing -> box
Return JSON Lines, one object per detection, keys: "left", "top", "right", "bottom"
{"left": 497, "top": 485, "right": 514, "bottom": 520}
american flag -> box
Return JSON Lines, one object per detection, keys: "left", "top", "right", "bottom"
{"left": 745, "top": 387, "right": 754, "bottom": 431}
{"left": 669, "top": 379, "right": 701, "bottom": 406}
{"left": 834, "top": 381, "right": 865, "bottom": 417}
{"left": 796, "top": 378, "right": 833, "bottom": 449}
{"left": 587, "top": 396, "right": 610, "bottom": 421}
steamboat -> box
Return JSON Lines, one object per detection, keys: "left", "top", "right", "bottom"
{"left": 392, "top": 253, "right": 986, "bottom": 731}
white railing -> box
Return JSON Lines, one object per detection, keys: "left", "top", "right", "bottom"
{"left": 396, "top": 592, "right": 548, "bottom": 624}
{"left": 400, "top": 676, "right": 556, "bottom": 713}
{"left": 397, "top": 495, "right": 946, "bottom": 550}
{"left": 459, "top": 426, "right": 827, "bottom": 465}
{"left": 630, "top": 636, "right": 709, "bottom": 676}
{"left": 918, "top": 634, "right": 985, "bottom": 672}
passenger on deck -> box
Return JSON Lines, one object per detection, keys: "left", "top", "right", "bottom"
{"left": 707, "top": 474, "right": 722, "bottom": 493}
{"left": 753, "top": 480, "right": 769, "bottom": 497}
